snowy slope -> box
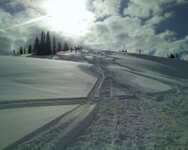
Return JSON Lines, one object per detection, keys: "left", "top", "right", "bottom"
{"left": 105, "top": 53, "right": 188, "bottom": 94}
{"left": 66, "top": 51, "right": 188, "bottom": 150}
{"left": 0, "top": 56, "right": 97, "bottom": 101}
{"left": 0, "top": 105, "right": 78, "bottom": 149}
{"left": 1, "top": 51, "right": 188, "bottom": 150}
{"left": 114, "top": 53, "right": 188, "bottom": 79}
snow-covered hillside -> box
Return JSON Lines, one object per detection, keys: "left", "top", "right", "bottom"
{"left": 0, "top": 56, "right": 97, "bottom": 101}
{"left": 1, "top": 51, "right": 188, "bottom": 150}
{"left": 67, "top": 51, "right": 188, "bottom": 150}
{"left": 0, "top": 105, "right": 78, "bottom": 149}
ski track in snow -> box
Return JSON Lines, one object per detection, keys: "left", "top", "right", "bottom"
{"left": 1, "top": 51, "right": 188, "bottom": 150}
{"left": 66, "top": 51, "right": 188, "bottom": 150}
{"left": 1, "top": 53, "right": 104, "bottom": 150}
{"left": 4, "top": 104, "right": 97, "bottom": 150}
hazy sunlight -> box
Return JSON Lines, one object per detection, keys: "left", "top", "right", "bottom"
{"left": 44, "top": 0, "right": 94, "bottom": 36}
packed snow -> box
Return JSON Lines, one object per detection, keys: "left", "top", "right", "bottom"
{"left": 0, "top": 105, "right": 78, "bottom": 149}
{"left": 114, "top": 53, "right": 188, "bottom": 79}
{"left": 66, "top": 51, "right": 188, "bottom": 150}
{"left": 1, "top": 50, "right": 188, "bottom": 150}
{"left": 108, "top": 65, "right": 171, "bottom": 93}
{"left": 0, "top": 56, "right": 97, "bottom": 101}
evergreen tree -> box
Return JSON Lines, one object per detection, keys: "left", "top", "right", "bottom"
{"left": 28, "top": 45, "right": 32, "bottom": 54}
{"left": 53, "top": 36, "right": 56, "bottom": 54}
{"left": 46, "top": 31, "right": 52, "bottom": 55}
{"left": 34, "top": 36, "right": 40, "bottom": 55}
{"left": 70, "top": 47, "right": 73, "bottom": 52}
{"left": 39, "top": 31, "right": 46, "bottom": 55}
{"left": 57, "top": 42, "right": 62, "bottom": 52}
{"left": 24, "top": 48, "right": 26, "bottom": 54}
{"left": 63, "top": 42, "right": 69, "bottom": 51}
{"left": 13, "top": 49, "right": 16, "bottom": 55}
{"left": 167, "top": 53, "right": 179, "bottom": 59}
{"left": 19, "top": 47, "right": 23, "bottom": 55}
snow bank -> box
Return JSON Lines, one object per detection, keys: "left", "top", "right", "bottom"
{"left": 108, "top": 65, "right": 171, "bottom": 93}
{"left": 0, "top": 56, "right": 97, "bottom": 101}
{"left": 114, "top": 53, "right": 188, "bottom": 79}
{"left": 3, "top": 104, "right": 98, "bottom": 150}
{"left": 0, "top": 105, "right": 78, "bottom": 149}
{"left": 55, "top": 104, "right": 97, "bottom": 150}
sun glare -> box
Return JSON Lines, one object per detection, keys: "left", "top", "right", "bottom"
{"left": 44, "top": 0, "right": 94, "bottom": 36}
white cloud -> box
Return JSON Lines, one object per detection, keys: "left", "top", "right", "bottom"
{"left": 0, "top": 0, "right": 188, "bottom": 59}
{"left": 93, "top": 0, "right": 122, "bottom": 18}
{"left": 123, "top": 0, "right": 187, "bottom": 21}
{"left": 124, "top": 0, "right": 161, "bottom": 18}
{"left": 81, "top": 0, "right": 188, "bottom": 59}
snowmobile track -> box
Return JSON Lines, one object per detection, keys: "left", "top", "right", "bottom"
{"left": 4, "top": 104, "right": 98, "bottom": 150}
{"left": 0, "top": 97, "right": 87, "bottom": 110}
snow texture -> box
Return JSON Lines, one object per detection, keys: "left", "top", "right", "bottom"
{"left": 1, "top": 50, "right": 188, "bottom": 150}
{"left": 0, "top": 56, "right": 97, "bottom": 101}
{"left": 66, "top": 51, "right": 188, "bottom": 150}
{"left": 0, "top": 105, "right": 78, "bottom": 149}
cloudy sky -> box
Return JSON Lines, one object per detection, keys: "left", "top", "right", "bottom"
{"left": 0, "top": 0, "right": 188, "bottom": 58}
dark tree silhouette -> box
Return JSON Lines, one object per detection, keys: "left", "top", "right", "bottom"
{"left": 19, "top": 47, "right": 23, "bottom": 55}
{"left": 17, "top": 30, "right": 80, "bottom": 56}
{"left": 39, "top": 31, "right": 46, "bottom": 55}
{"left": 138, "top": 49, "right": 141, "bottom": 54}
{"left": 63, "top": 42, "right": 69, "bottom": 51}
{"left": 70, "top": 47, "right": 73, "bottom": 52}
{"left": 28, "top": 45, "right": 32, "bottom": 54}
{"left": 34, "top": 36, "right": 40, "bottom": 55}
{"left": 13, "top": 49, "right": 16, "bottom": 55}
{"left": 46, "top": 31, "right": 52, "bottom": 55}
{"left": 167, "top": 53, "right": 179, "bottom": 59}
{"left": 57, "top": 42, "right": 62, "bottom": 52}
{"left": 53, "top": 36, "right": 56, "bottom": 54}
{"left": 23, "top": 48, "right": 26, "bottom": 54}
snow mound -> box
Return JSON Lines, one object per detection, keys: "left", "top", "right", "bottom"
{"left": 0, "top": 105, "right": 78, "bottom": 149}
{"left": 0, "top": 56, "right": 97, "bottom": 101}
{"left": 115, "top": 53, "right": 188, "bottom": 79}
{"left": 108, "top": 65, "right": 171, "bottom": 93}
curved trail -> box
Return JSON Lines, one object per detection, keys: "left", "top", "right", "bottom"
{"left": 0, "top": 98, "right": 87, "bottom": 110}
{"left": 66, "top": 51, "right": 188, "bottom": 150}
{"left": 5, "top": 104, "right": 97, "bottom": 150}
{"left": 2, "top": 51, "right": 188, "bottom": 150}
{"left": 2, "top": 57, "right": 105, "bottom": 150}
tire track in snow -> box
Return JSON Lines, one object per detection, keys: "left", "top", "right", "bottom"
{"left": 4, "top": 104, "right": 98, "bottom": 150}
{"left": 87, "top": 66, "right": 105, "bottom": 99}
{"left": 2, "top": 62, "right": 105, "bottom": 150}
{"left": 66, "top": 52, "right": 188, "bottom": 150}
{"left": 0, "top": 97, "right": 87, "bottom": 110}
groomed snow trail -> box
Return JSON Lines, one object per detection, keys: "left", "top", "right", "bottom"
{"left": 1, "top": 53, "right": 104, "bottom": 150}
{"left": 66, "top": 51, "right": 188, "bottom": 150}
{"left": 4, "top": 104, "right": 97, "bottom": 150}
{"left": 1, "top": 51, "right": 188, "bottom": 150}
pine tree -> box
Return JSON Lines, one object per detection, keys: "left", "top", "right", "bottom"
{"left": 34, "top": 36, "right": 40, "bottom": 55}
{"left": 53, "top": 36, "right": 56, "bottom": 54}
{"left": 63, "top": 42, "right": 69, "bottom": 51}
{"left": 24, "top": 48, "right": 26, "bottom": 54}
{"left": 39, "top": 31, "right": 46, "bottom": 55}
{"left": 13, "top": 49, "right": 16, "bottom": 55}
{"left": 46, "top": 31, "right": 52, "bottom": 55}
{"left": 28, "top": 45, "right": 32, "bottom": 54}
{"left": 19, "top": 47, "right": 23, "bottom": 55}
{"left": 57, "top": 42, "right": 62, "bottom": 52}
